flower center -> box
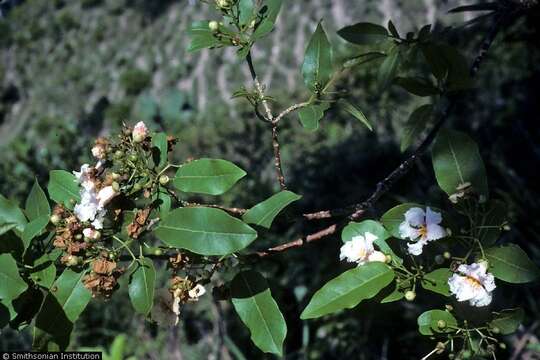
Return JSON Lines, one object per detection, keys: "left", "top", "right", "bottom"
{"left": 464, "top": 275, "right": 483, "bottom": 289}
{"left": 418, "top": 225, "right": 428, "bottom": 238}
{"left": 357, "top": 248, "right": 367, "bottom": 259}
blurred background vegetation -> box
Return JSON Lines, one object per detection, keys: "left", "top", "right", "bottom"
{"left": 1, "top": 0, "right": 540, "bottom": 358}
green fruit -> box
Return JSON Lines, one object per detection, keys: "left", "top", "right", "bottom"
{"left": 159, "top": 175, "right": 170, "bottom": 185}
{"left": 437, "top": 320, "right": 446, "bottom": 329}
{"left": 405, "top": 290, "right": 416, "bottom": 301}
{"left": 50, "top": 214, "right": 61, "bottom": 225}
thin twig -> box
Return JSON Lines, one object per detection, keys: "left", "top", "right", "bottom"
{"left": 181, "top": 201, "right": 247, "bottom": 216}
{"left": 246, "top": 51, "right": 273, "bottom": 122}
{"left": 273, "top": 101, "right": 311, "bottom": 124}
{"left": 271, "top": 125, "right": 287, "bottom": 190}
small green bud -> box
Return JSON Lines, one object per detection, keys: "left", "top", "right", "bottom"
{"left": 443, "top": 251, "right": 451, "bottom": 259}
{"left": 66, "top": 256, "right": 80, "bottom": 267}
{"left": 385, "top": 254, "right": 392, "bottom": 263}
{"left": 129, "top": 154, "right": 138, "bottom": 162}
{"left": 114, "top": 150, "right": 124, "bottom": 159}
{"left": 499, "top": 343, "right": 506, "bottom": 350}
{"left": 448, "top": 354, "right": 455, "bottom": 360}
{"left": 461, "top": 350, "right": 471, "bottom": 359}
{"left": 209, "top": 20, "right": 219, "bottom": 32}
{"left": 159, "top": 175, "right": 170, "bottom": 185}
{"left": 437, "top": 320, "right": 447, "bottom": 329}
{"left": 108, "top": 252, "right": 117, "bottom": 260}
{"left": 133, "top": 183, "right": 142, "bottom": 192}
{"left": 249, "top": 19, "right": 256, "bottom": 28}
{"left": 154, "top": 248, "right": 163, "bottom": 256}
{"left": 445, "top": 304, "right": 454, "bottom": 312}
{"left": 215, "top": 0, "right": 231, "bottom": 9}
{"left": 75, "top": 234, "right": 83, "bottom": 240}
{"left": 112, "top": 181, "right": 120, "bottom": 192}
{"left": 491, "top": 326, "right": 500, "bottom": 334}
{"left": 50, "top": 214, "right": 62, "bottom": 226}
{"left": 478, "top": 259, "right": 489, "bottom": 269}
{"left": 111, "top": 172, "right": 121, "bottom": 180}
{"left": 404, "top": 290, "right": 416, "bottom": 301}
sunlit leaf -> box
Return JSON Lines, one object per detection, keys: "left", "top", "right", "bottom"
{"left": 337, "top": 22, "right": 388, "bottom": 45}
{"left": 485, "top": 245, "right": 540, "bottom": 284}
{"left": 302, "top": 22, "right": 333, "bottom": 93}
{"left": 48, "top": 170, "right": 80, "bottom": 210}
{"left": 242, "top": 191, "right": 301, "bottom": 229}
{"left": 128, "top": 258, "right": 156, "bottom": 316}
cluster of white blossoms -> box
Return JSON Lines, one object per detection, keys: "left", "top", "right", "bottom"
{"left": 448, "top": 262, "right": 496, "bottom": 307}
{"left": 73, "top": 164, "right": 113, "bottom": 229}
{"left": 399, "top": 207, "right": 447, "bottom": 255}
{"left": 339, "top": 231, "right": 387, "bottom": 265}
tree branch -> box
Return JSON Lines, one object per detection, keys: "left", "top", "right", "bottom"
{"left": 271, "top": 124, "right": 287, "bottom": 190}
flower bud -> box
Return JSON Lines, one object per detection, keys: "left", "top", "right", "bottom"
{"left": 208, "top": 20, "right": 219, "bottom": 32}
{"left": 404, "top": 290, "right": 416, "bottom": 301}
{"left": 491, "top": 326, "right": 500, "bottom": 334}
{"left": 133, "top": 183, "right": 142, "bottom": 192}
{"left": 499, "top": 343, "right": 506, "bottom": 350}
{"left": 437, "top": 320, "right": 447, "bottom": 329}
{"left": 114, "top": 150, "right": 124, "bottom": 159}
{"left": 66, "top": 255, "right": 80, "bottom": 267}
{"left": 159, "top": 175, "right": 170, "bottom": 185}
{"left": 385, "top": 254, "right": 392, "bottom": 263}
{"left": 50, "top": 214, "right": 62, "bottom": 226}
{"left": 132, "top": 121, "right": 148, "bottom": 143}
{"left": 112, "top": 181, "right": 120, "bottom": 192}
{"left": 477, "top": 259, "right": 489, "bottom": 269}
{"left": 91, "top": 144, "right": 107, "bottom": 160}
{"left": 215, "top": 0, "right": 231, "bottom": 9}
{"left": 129, "top": 153, "right": 138, "bottom": 162}
{"left": 443, "top": 251, "right": 451, "bottom": 259}
{"left": 154, "top": 248, "right": 163, "bottom": 256}
{"left": 111, "top": 172, "right": 121, "bottom": 180}
{"left": 445, "top": 304, "right": 454, "bottom": 312}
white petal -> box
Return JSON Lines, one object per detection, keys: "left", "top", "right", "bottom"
{"left": 367, "top": 251, "right": 386, "bottom": 263}
{"left": 404, "top": 207, "right": 425, "bottom": 227}
{"left": 470, "top": 291, "right": 492, "bottom": 307}
{"left": 448, "top": 274, "right": 477, "bottom": 301}
{"left": 407, "top": 239, "right": 428, "bottom": 256}
{"left": 188, "top": 284, "right": 206, "bottom": 299}
{"left": 363, "top": 231, "right": 378, "bottom": 244}
{"left": 97, "top": 186, "right": 117, "bottom": 207}
{"left": 426, "top": 223, "right": 446, "bottom": 241}
{"left": 425, "top": 207, "right": 442, "bottom": 225}
{"left": 399, "top": 221, "right": 420, "bottom": 241}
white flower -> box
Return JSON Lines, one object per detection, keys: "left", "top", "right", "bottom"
{"left": 188, "top": 284, "right": 206, "bottom": 300}
{"left": 82, "top": 227, "right": 100, "bottom": 240}
{"left": 399, "top": 207, "right": 447, "bottom": 255}
{"left": 132, "top": 121, "right": 148, "bottom": 142}
{"left": 74, "top": 187, "right": 100, "bottom": 223}
{"left": 97, "top": 186, "right": 117, "bottom": 207}
{"left": 448, "top": 262, "right": 496, "bottom": 307}
{"left": 73, "top": 164, "right": 94, "bottom": 190}
{"left": 339, "top": 232, "right": 386, "bottom": 265}
{"left": 91, "top": 144, "right": 107, "bottom": 160}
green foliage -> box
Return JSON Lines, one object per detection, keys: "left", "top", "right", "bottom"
{"left": 380, "top": 203, "right": 422, "bottom": 238}
{"left": 395, "top": 76, "right": 439, "bottom": 97}
{"left": 21, "top": 215, "right": 49, "bottom": 250}
{"left": 0, "top": 194, "right": 27, "bottom": 236}
{"left": 128, "top": 258, "right": 156, "bottom": 316}
{"left": 151, "top": 132, "right": 169, "bottom": 169}
{"left": 302, "top": 22, "right": 333, "bottom": 93}
{"left": 47, "top": 170, "right": 80, "bottom": 209}
{"left": 0, "top": 253, "right": 28, "bottom": 302}
{"left": 25, "top": 180, "right": 51, "bottom": 221}
{"left": 242, "top": 190, "right": 301, "bottom": 229}
{"left": 337, "top": 22, "right": 389, "bottom": 45}
{"left": 339, "top": 99, "right": 373, "bottom": 131}
{"left": 378, "top": 45, "right": 401, "bottom": 90}
{"left": 485, "top": 244, "right": 540, "bottom": 283}
{"left": 421, "top": 268, "right": 452, "bottom": 297}
{"left": 432, "top": 129, "right": 489, "bottom": 199}
{"left": 489, "top": 308, "right": 524, "bottom": 335}
{"left": 188, "top": 21, "right": 223, "bottom": 52}
{"left": 231, "top": 271, "right": 287, "bottom": 355}
{"left": 155, "top": 207, "right": 257, "bottom": 255}
{"left": 298, "top": 103, "right": 330, "bottom": 131}
{"left": 400, "top": 104, "right": 433, "bottom": 152}
{"left": 417, "top": 309, "right": 457, "bottom": 336}
{"left": 301, "top": 262, "right": 394, "bottom": 319}
{"left": 173, "top": 158, "right": 247, "bottom": 195}
{"left": 252, "top": 0, "right": 283, "bottom": 40}
{"left": 30, "top": 252, "right": 59, "bottom": 289}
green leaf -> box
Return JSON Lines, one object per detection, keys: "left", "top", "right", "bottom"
{"left": 432, "top": 129, "right": 489, "bottom": 200}
{"left": 302, "top": 22, "right": 333, "bottom": 93}
{"left": 400, "top": 104, "right": 433, "bottom": 152}
{"left": 421, "top": 268, "right": 452, "bottom": 296}
{"left": 341, "top": 220, "right": 402, "bottom": 265}
{"left": 33, "top": 269, "right": 91, "bottom": 351}
{"left": 377, "top": 45, "right": 401, "bottom": 90}
{"left": 449, "top": 3, "right": 499, "bottom": 13}
{"left": 489, "top": 308, "right": 524, "bottom": 335}
{"left": 152, "top": 132, "right": 169, "bottom": 169}
{"left": 421, "top": 42, "right": 473, "bottom": 90}
{"left": 300, "top": 262, "right": 394, "bottom": 319}
{"left": 188, "top": 21, "right": 222, "bottom": 52}
{"left": 174, "top": 158, "right": 247, "bottom": 195}
{"left": 0, "top": 194, "right": 27, "bottom": 236}
{"left": 380, "top": 283, "right": 405, "bottom": 303}
{"left": 395, "top": 77, "right": 439, "bottom": 97}
{"left": 337, "top": 22, "right": 389, "bottom": 45}
{"left": 128, "top": 258, "right": 156, "bottom": 316}
{"left": 155, "top": 207, "right": 258, "bottom": 256}
{"left": 21, "top": 215, "right": 50, "bottom": 250}
{"left": 343, "top": 51, "right": 386, "bottom": 69}
{"left": 339, "top": 99, "right": 372, "bottom": 131}
{"left": 242, "top": 191, "right": 301, "bottom": 229}
{"left": 417, "top": 309, "right": 457, "bottom": 335}
{"left": 298, "top": 103, "right": 330, "bottom": 131}
{"left": 252, "top": 0, "right": 283, "bottom": 40}
{"left": 30, "top": 252, "right": 59, "bottom": 290}
{"left": 238, "top": 0, "right": 254, "bottom": 27}
{"left": 475, "top": 200, "right": 506, "bottom": 246}
{"left": 380, "top": 203, "right": 422, "bottom": 238}
{"left": 231, "top": 271, "right": 287, "bottom": 355}
{"left": 0, "top": 253, "right": 28, "bottom": 302}
{"left": 48, "top": 170, "right": 80, "bottom": 210}
{"left": 26, "top": 180, "right": 51, "bottom": 221}
{"left": 420, "top": 42, "right": 448, "bottom": 80}
{"left": 485, "top": 244, "right": 540, "bottom": 284}
{"left": 387, "top": 20, "right": 399, "bottom": 38}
